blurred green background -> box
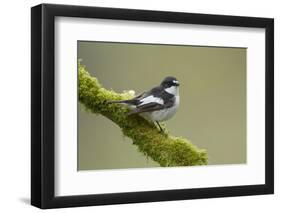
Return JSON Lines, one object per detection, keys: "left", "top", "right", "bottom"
{"left": 78, "top": 41, "right": 246, "bottom": 170}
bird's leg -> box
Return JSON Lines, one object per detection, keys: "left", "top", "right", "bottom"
{"left": 155, "top": 121, "right": 163, "bottom": 132}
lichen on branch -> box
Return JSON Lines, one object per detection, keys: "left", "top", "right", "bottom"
{"left": 78, "top": 62, "right": 208, "bottom": 166}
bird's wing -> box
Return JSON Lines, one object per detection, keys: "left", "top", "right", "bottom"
{"left": 127, "top": 99, "right": 174, "bottom": 115}
{"left": 127, "top": 102, "right": 164, "bottom": 115}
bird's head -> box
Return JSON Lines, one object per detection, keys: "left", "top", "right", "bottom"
{"left": 160, "top": 76, "right": 180, "bottom": 95}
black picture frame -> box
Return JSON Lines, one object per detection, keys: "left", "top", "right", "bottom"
{"left": 31, "top": 3, "right": 274, "bottom": 209}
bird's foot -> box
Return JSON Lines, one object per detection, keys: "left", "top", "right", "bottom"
{"left": 155, "top": 121, "right": 168, "bottom": 135}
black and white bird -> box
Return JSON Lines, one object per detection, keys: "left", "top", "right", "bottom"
{"left": 109, "top": 76, "right": 180, "bottom": 131}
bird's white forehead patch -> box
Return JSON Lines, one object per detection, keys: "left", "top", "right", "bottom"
{"left": 173, "top": 80, "right": 179, "bottom": 84}
{"left": 139, "top": 95, "right": 164, "bottom": 106}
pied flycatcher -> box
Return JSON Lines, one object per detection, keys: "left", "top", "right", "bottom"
{"left": 109, "top": 76, "right": 180, "bottom": 131}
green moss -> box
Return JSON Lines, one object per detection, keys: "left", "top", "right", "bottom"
{"left": 78, "top": 62, "right": 208, "bottom": 166}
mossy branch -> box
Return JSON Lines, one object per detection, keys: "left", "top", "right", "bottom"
{"left": 79, "top": 63, "right": 208, "bottom": 166}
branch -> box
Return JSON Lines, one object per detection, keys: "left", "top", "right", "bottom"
{"left": 79, "top": 63, "right": 208, "bottom": 166}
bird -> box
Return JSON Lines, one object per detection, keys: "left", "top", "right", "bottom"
{"left": 108, "top": 76, "right": 180, "bottom": 132}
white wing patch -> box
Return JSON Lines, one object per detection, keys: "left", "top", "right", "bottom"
{"left": 139, "top": 95, "right": 164, "bottom": 106}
